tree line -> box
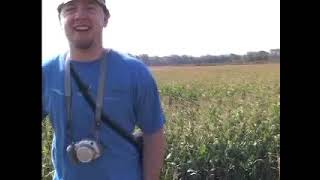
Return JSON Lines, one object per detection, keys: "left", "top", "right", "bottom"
{"left": 131, "top": 49, "right": 280, "bottom": 66}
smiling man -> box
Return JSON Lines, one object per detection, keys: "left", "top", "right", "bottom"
{"left": 42, "top": 0, "right": 166, "bottom": 179}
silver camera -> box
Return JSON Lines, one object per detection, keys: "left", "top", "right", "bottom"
{"left": 66, "top": 139, "right": 103, "bottom": 164}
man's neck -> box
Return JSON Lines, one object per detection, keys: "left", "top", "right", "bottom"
{"left": 68, "top": 47, "right": 105, "bottom": 62}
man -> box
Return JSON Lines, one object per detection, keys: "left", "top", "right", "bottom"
{"left": 42, "top": 0, "right": 166, "bottom": 179}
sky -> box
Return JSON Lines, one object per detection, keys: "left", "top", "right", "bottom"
{"left": 42, "top": 0, "right": 280, "bottom": 59}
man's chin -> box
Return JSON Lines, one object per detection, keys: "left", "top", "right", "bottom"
{"left": 72, "top": 40, "right": 94, "bottom": 50}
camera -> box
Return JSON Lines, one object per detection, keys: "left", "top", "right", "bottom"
{"left": 66, "top": 138, "right": 103, "bottom": 164}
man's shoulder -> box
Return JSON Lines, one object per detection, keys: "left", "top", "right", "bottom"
{"left": 110, "top": 49, "right": 150, "bottom": 72}
{"left": 42, "top": 53, "right": 65, "bottom": 72}
{"left": 42, "top": 54, "right": 59, "bottom": 66}
{"left": 41, "top": 54, "right": 63, "bottom": 76}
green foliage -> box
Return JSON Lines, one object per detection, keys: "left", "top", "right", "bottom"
{"left": 42, "top": 118, "right": 54, "bottom": 180}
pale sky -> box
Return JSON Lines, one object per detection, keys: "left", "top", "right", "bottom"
{"left": 42, "top": 0, "right": 280, "bottom": 59}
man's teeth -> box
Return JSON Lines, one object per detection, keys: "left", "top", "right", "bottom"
{"left": 75, "top": 26, "right": 89, "bottom": 30}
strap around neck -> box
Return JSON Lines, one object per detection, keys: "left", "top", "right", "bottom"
{"left": 64, "top": 50, "right": 107, "bottom": 143}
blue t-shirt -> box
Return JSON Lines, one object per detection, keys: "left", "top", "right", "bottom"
{"left": 42, "top": 49, "right": 166, "bottom": 180}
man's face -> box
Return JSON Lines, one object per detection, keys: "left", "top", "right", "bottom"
{"left": 59, "top": 0, "right": 108, "bottom": 50}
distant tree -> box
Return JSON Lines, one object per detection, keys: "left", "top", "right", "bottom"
{"left": 269, "top": 49, "right": 280, "bottom": 60}
{"left": 133, "top": 49, "right": 279, "bottom": 66}
{"left": 230, "top": 53, "right": 242, "bottom": 63}
{"left": 257, "top": 51, "right": 269, "bottom": 60}
{"left": 138, "top": 54, "right": 150, "bottom": 65}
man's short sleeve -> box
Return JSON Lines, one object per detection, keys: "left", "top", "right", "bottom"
{"left": 133, "top": 62, "right": 165, "bottom": 134}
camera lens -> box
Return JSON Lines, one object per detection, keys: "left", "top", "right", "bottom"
{"left": 76, "top": 146, "right": 94, "bottom": 163}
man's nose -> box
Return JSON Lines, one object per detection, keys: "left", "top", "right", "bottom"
{"left": 74, "top": 7, "right": 88, "bottom": 19}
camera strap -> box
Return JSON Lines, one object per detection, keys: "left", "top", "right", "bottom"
{"left": 64, "top": 51, "right": 106, "bottom": 144}
{"left": 67, "top": 52, "right": 142, "bottom": 154}
{"left": 64, "top": 54, "right": 73, "bottom": 144}
{"left": 93, "top": 51, "right": 107, "bottom": 142}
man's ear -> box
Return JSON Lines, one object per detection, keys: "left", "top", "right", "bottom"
{"left": 58, "top": 14, "right": 64, "bottom": 26}
{"left": 103, "top": 14, "right": 110, "bottom": 27}
{"left": 59, "top": 18, "right": 64, "bottom": 29}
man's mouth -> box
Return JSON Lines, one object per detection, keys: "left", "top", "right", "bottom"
{"left": 74, "top": 25, "right": 90, "bottom": 31}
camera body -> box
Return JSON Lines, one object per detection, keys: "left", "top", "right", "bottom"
{"left": 66, "top": 138, "right": 103, "bottom": 164}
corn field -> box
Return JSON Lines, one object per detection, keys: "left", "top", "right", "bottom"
{"left": 42, "top": 63, "right": 280, "bottom": 180}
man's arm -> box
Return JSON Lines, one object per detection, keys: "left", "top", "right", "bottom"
{"left": 143, "top": 127, "right": 166, "bottom": 180}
